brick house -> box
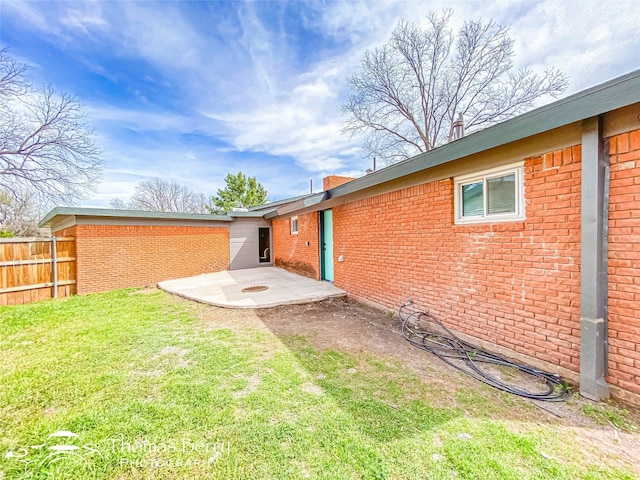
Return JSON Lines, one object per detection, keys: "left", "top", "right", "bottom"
{"left": 265, "top": 70, "right": 640, "bottom": 405}
{"left": 41, "top": 70, "right": 640, "bottom": 405}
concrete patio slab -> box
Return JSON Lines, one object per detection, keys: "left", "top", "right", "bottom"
{"left": 158, "top": 267, "right": 346, "bottom": 309}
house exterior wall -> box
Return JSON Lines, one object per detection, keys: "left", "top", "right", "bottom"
{"left": 272, "top": 212, "right": 320, "bottom": 279}
{"left": 229, "top": 217, "right": 272, "bottom": 270}
{"left": 53, "top": 224, "right": 229, "bottom": 294}
{"left": 607, "top": 129, "right": 640, "bottom": 398}
{"left": 332, "top": 145, "right": 584, "bottom": 375}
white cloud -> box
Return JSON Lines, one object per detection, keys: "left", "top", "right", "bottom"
{"left": 3, "top": 1, "right": 53, "bottom": 34}
{"left": 117, "top": 4, "right": 207, "bottom": 72}
{"left": 202, "top": 56, "right": 360, "bottom": 172}
{"left": 5, "top": 0, "right": 640, "bottom": 206}
{"left": 59, "top": 6, "right": 108, "bottom": 35}
{"left": 471, "top": 1, "right": 640, "bottom": 92}
{"left": 86, "top": 104, "right": 193, "bottom": 133}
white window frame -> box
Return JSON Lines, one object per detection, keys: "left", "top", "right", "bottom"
{"left": 290, "top": 216, "right": 299, "bottom": 234}
{"left": 454, "top": 162, "right": 525, "bottom": 224}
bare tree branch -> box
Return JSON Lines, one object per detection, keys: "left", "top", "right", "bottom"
{"left": 0, "top": 49, "right": 103, "bottom": 206}
{"left": 0, "top": 188, "right": 40, "bottom": 236}
{"left": 124, "top": 177, "right": 210, "bottom": 214}
{"left": 0, "top": 48, "right": 29, "bottom": 99}
{"left": 342, "top": 11, "right": 569, "bottom": 165}
{"left": 109, "top": 197, "right": 129, "bottom": 209}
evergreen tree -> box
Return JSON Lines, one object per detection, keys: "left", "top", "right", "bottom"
{"left": 208, "top": 172, "right": 267, "bottom": 214}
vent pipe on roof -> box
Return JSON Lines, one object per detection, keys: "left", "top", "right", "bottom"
{"left": 451, "top": 113, "right": 465, "bottom": 141}
{"left": 365, "top": 157, "right": 377, "bottom": 175}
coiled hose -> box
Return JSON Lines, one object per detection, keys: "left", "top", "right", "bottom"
{"left": 399, "top": 302, "right": 571, "bottom": 401}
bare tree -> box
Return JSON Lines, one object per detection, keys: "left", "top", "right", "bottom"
{"left": 109, "top": 197, "right": 129, "bottom": 209}
{"left": 126, "top": 177, "right": 210, "bottom": 213}
{"left": 0, "top": 189, "right": 40, "bottom": 237}
{"left": 342, "top": 11, "right": 569, "bottom": 165}
{"left": 0, "top": 48, "right": 103, "bottom": 204}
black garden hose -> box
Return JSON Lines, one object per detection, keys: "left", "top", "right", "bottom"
{"left": 399, "top": 303, "right": 571, "bottom": 401}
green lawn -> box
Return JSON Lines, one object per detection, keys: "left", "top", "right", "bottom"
{"left": 0, "top": 290, "right": 637, "bottom": 479}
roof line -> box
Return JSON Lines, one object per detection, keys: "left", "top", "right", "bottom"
{"left": 39, "top": 207, "right": 232, "bottom": 227}
{"left": 248, "top": 193, "right": 317, "bottom": 211}
{"left": 265, "top": 192, "right": 327, "bottom": 219}
{"left": 327, "top": 68, "right": 640, "bottom": 200}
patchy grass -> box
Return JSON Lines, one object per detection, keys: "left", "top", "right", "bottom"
{"left": 582, "top": 403, "right": 638, "bottom": 432}
{"left": 0, "top": 290, "right": 637, "bottom": 479}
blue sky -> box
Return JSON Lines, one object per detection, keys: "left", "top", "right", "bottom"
{"left": 1, "top": 1, "right": 639, "bottom": 206}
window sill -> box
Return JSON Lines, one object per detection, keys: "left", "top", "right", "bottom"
{"left": 453, "top": 220, "right": 526, "bottom": 232}
{"left": 454, "top": 215, "right": 525, "bottom": 226}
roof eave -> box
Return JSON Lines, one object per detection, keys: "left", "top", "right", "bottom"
{"left": 39, "top": 207, "right": 233, "bottom": 227}
{"left": 227, "top": 209, "right": 277, "bottom": 218}
{"left": 248, "top": 193, "right": 317, "bottom": 211}
{"left": 265, "top": 192, "right": 328, "bottom": 219}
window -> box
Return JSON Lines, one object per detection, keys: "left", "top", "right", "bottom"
{"left": 454, "top": 163, "right": 525, "bottom": 224}
{"left": 290, "top": 216, "right": 299, "bottom": 234}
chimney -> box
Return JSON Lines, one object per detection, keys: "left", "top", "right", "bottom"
{"left": 323, "top": 175, "right": 356, "bottom": 191}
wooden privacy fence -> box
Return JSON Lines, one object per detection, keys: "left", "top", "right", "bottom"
{"left": 0, "top": 237, "right": 76, "bottom": 306}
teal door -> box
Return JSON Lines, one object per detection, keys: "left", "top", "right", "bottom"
{"left": 321, "top": 210, "right": 334, "bottom": 282}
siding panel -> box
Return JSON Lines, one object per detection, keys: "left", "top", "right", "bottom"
{"left": 229, "top": 218, "right": 272, "bottom": 270}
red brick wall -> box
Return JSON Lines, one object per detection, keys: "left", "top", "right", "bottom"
{"left": 607, "top": 129, "right": 640, "bottom": 396}
{"left": 333, "top": 146, "right": 583, "bottom": 373}
{"left": 53, "top": 224, "right": 229, "bottom": 294}
{"left": 323, "top": 175, "right": 356, "bottom": 191}
{"left": 273, "top": 213, "right": 320, "bottom": 279}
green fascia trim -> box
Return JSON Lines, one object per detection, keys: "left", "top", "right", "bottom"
{"left": 248, "top": 193, "right": 317, "bottom": 211}
{"left": 39, "top": 207, "right": 232, "bottom": 227}
{"left": 328, "top": 69, "right": 640, "bottom": 200}
{"left": 227, "top": 209, "right": 277, "bottom": 218}
{"left": 264, "top": 193, "right": 328, "bottom": 219}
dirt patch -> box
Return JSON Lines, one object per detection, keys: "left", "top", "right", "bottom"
{"left": 233, "top": 373, "right": 261, "bottom": 398}
{"left": 567, "top": 425, "right": 640, "bottom": 473}
{"left": 43, "top": 406, "right": 57, "bottom": 417}
{"left": 274, "top": 259, "right": 317, "bottom": 279}
{"left": 256, "top": 297, "right": 464, "bottom": 401}
{"left": 301, "top": 382, "right": 324, "bottom": 395}
{"left": 191, "top": 302, "right": 269, "bottom": 332}
{"left": 155, "top": 346, "right": 190, "bottom": 368}
{"left": 129, "top": 287, "right": 159, "bottom": 295}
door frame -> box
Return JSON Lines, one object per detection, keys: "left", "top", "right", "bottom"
{"left": 320, "top": 210, "right": 334, "bottom": 282}
{"left": 258, "top": 227, "right": 271, "bottom": 264}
